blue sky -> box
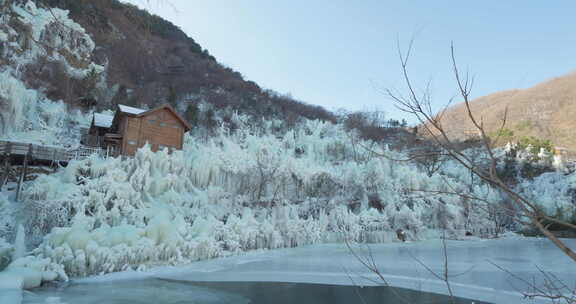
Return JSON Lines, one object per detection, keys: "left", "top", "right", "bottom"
{"left": 125, "top": 1, "right": 576, "bottom": 121}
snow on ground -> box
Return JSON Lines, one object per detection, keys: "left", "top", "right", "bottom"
{"left": 21, "top": 237, "right": 575, "bottom": 304}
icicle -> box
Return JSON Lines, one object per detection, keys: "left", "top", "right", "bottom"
{"left": 13, "top": 224, "right": 26, "bottom": 260}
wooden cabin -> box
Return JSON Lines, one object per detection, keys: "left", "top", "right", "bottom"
{"left": 82, "top": 113, "right": 114, "bottom": 148}
{"left": 83, "top": 104, "right": 191, "bottom": 157}
{"left": 554, "top": 147, "right": 569, "bottom": 157}
{"left": 463, "top": 129, "right": 481, "bottom": 139}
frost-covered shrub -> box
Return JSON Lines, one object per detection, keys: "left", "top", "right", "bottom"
{"left": 22, "top": 200, "right": 72, "bottom": 246}
{"left": 0, "top": 193, "right": 14, "bottom": 240}
{"left": 516, "top": 171, "right": 576, "bottom": 224}
{"left": 17, "top": 118, "right": 500, "bottom": 278}
{"left": 0, "top": 237, "right": 12, "bottom": 270}
{"left": 0, "top": 193, "right": 16, "bottom": 270}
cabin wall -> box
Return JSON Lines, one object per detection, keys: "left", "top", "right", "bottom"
{"left": 119, "top": 109, "right": 185, "bottom": 156}
{"left": 122, "top": 116, "right": 142, "bottom": 156}
{"left": 138, "top": 109, "right": 184, "bottom": 152}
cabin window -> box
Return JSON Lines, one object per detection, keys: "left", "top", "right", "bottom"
{"left": 159, "top": 122, "right": 166, "bottom": 127}
{"left": 148, "top": 119, "right": 156, "bottom": 125}
{"left": 172, "top": 125, "right": 180, "bottom": 129}
{"left": 128, "top": 140, "right": 137, "bottom": 145}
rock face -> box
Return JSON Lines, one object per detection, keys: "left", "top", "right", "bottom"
{"left": 438, "top": 72, "right": 576, "bottom": 152}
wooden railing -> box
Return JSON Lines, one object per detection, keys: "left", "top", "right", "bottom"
{"left": 1, "top": 140, "right": 116, "bottom": 201}
{"left": 0, "top": 140, "right": 105, "bottom": 163}
{"left": 81, "top": 134, "right": 104, "bottom": 148}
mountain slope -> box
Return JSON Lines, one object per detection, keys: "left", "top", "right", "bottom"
{"left": 31, "top": 0, "right": 335, "bottom": 122}
{"left": 439, "top": 72, "right": 576, "bottom": 151}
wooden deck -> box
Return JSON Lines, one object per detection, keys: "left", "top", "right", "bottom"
{"left": 0, "top": 140, "right": 106, "bottom": 201}
{"left": 0, "top": 140, "right": 105, "bottom": 163}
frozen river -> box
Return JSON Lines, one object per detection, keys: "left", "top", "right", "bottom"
{"left": 22, "top": 237, "right": 576, "bottom": 304}
{"left": 23, "top": 279, "right": 489, "bottom": 304}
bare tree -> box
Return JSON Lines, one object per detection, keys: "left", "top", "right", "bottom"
{"left": 490, "top": 261, "right": 576, "bottom": 304}
{"left": 386, "top": 38, "right": 576, "bottom": 259}
{"left": 345, "top": 232, "right": 463, "bottom": 304}
{"left": 254, "top": 148, "right": 281, "bottom": 201}
{"left": 409, "top": 143, "right": 445, "bottom": 177}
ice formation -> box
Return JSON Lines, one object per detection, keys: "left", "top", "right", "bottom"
{"left": 7, "top": 119, "right": 503, "bottom": 281}
{"left": 517, "top": 171, "right": 576, "bottom": 220}
{"left": 0, "top": 255, "right": 67, "bottom": 289}
{"left": 4, "top": 0, "right": 102, "bottom": 75}
{"left": 3, "top": 106, "right": 573, "bottom": 290}
{"left": 12, "top": 224, "right": 26, "bottom": 261}
{"left": 0, "top": 0, "right": 100, "bottom": 146}
{"left": 0, "top": 70, "right": 89, "bottom": 145}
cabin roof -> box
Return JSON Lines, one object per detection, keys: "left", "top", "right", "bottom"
{"left": 118, "top": 104, "right": 147, "bottom": 115}
{"left": 93, "top": 113, "right": 114, "bottom": 128}
{"left": 138, "top": 105, "right": 191, "bottom": 131}
{"left": 115, "top": 104, "right": 191, "bottom": 132}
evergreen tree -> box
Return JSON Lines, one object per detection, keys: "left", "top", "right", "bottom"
{"left": 167, "top": 85, "right": 178, "bottom": 109}
{"left": 185, "top": 103, "right": 199, "bottom": 125}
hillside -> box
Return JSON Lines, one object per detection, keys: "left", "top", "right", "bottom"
{"left": 21, "top": 0, "right": 335, "bottom": 123}
{"left": 439, "top": 72, "right": 576, "bottom": 151}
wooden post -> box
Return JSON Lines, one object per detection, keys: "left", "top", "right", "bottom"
{"left": 0, "top": 142, "right": 12, "bottom": 191}
{"left": 15, "top": 144, "right": 32, "bottom": 202}
{"left": 0, "top": 155, "right": 10, "bottom": 191}
{"left": 50, "top": 149, "right": 57, "bottom": 167}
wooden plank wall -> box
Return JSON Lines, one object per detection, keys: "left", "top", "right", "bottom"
{"left": 123, "top": 116, "right": 141, "bottom": 156}
{"left": 122, "top": 109, "right": 185, "bottom": 156}
{"left": 139, "top": 109, "right": 183, "bottom": 151}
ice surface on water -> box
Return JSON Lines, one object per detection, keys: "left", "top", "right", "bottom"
{"left": 23, "top": 279, "right": 250, "bottom": 304}
{"left": 137, "top": 238, "right": 576, "bottom": 304}
{"left": 19, "top": 237, "right": 576, "bottom": 304}
{"left": 14, "top": 237, "right": 572, "bottom": 304}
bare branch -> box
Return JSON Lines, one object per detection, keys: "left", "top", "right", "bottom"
{"left": 386, "top": 38, "right": 576, "bottom": 262}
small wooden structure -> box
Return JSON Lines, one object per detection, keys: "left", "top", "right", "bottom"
{"left": 463, "top": 129, "right": 481, "bottom": 139}
{"left": 81, "top": 113, "right": 114, "bottom": 148}
{"left": 83, "top": 104, "right": 191, "bottom": 157}
{"left": 0, "top": 141, "right": 104, "bottom": 201}
{"left": 554, "top": 147, "right": 569, "bottom": 157}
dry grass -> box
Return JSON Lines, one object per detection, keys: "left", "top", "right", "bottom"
{"left": 438, "top": 71, "right": 576, "bottom": 151}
